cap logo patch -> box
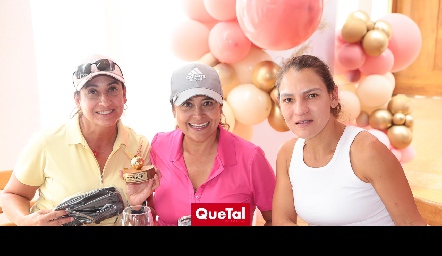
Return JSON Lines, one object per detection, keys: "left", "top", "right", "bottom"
{"left": 186, "top": 67, "right": 206, "bottom": 82}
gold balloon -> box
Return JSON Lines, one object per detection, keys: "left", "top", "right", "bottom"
{"left": 366, "top": 20, "right": 375, "bottom": 31}
{"left": 198, "top": 52, "right": 220, "bottom": 67}
{"left": 373, "top": 20, "right": 393, "bottom": 40}
{"left": 252, "top": 61, "right": 281, "bottom": 93}
{"left": 268, "top": 104, "right": 290, "bottom": 132}
{"left": 214, "top": 63, "right": 237, "bottom": 99}
{"left": 369, "top": 109, "right": 393, "bottom": 130}
{"left": 388, "top": 94, "right": 411, "bottom": 114}
{"left": 346, "top": 10, "right": 371, "bottom": 24}
{"left": 362, "top": 29, "right": 389, "bottom": 56}
{"left": 393, "top": 112, "right": 406, "bottom": 125}
{"left": 356, "top": 111, "right": 370, "bottom": 127}
{"left": 341, "top": 18, "right": 368, "bottom": 43}
{"left": 269, "top": 87, "right": 279, "bottom": 103}
{"left": 405, "top": 114, "right": 414, "bottom": 128}
{"left": 387, "top": 125, "right": 413, "bottom": 149}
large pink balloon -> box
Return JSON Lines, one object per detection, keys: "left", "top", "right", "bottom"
{"left": 204, "top": 0, "right": 237, "bottom": 21}
{"left": 379, "top": 13, "right": 422, "bottom": 72}
{"left": 359, "top": 48, "right": 394, "bottom": 75}
{"left": 209, "top": 20, "right": 252, "bottom": 63}
{"left": 171, "top": 19, "right": 210, "bottom": 61}
{"left": 236, "top": 0, "right": 323, "bottom": 50}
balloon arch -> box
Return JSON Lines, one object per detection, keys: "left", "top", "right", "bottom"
{"left": 171, "top": 0, "right": 422, "bottom": 165}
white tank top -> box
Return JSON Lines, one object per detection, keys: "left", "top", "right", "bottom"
{"left": 289, "top": 125, "right": 395, "bottom": 226}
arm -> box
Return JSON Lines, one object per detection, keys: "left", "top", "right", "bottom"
{"left": 351, "top": 131, "right": 426, "bottom": 226}
{"left": 1, "top": 173, "right": 72, "bottom": 226}
{"left": 272, "top": 138, "right": 298, "bottom": 226}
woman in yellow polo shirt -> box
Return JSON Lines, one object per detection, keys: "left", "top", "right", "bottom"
{"left": 0, "top": 54, "right": 160, "bottom": 226}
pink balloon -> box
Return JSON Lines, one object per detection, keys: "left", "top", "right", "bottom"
{"left": 183, "top": 0, "right": 217, "bottom": 23}
{"left": 230, "top": 45, "right": 272, "bottom": 84}
{"left": 398, "top": 145, "right": 416, "bottom": 164}
{"left": 236, "top": 0, "right": 323, "bottom": 50}
{"left": 209, "top": 21, "right": 252, "bottom": 63}
{"left": 390, "top": 148, "right": 402, "bottom": 161}
{"left": 379, "top": 13, "right": 422, "bottom": 72}
{"left": 204, "top": 0, "right": 237, "bottom": 21}
{"left": 337, "top": 42, "right": 367, "bottom": 70}
{"left": 368, "top": 128, "right": 391, "bottom": 149}
{"left": 171, "top": 19, "right": 210, "bottom": 61}
{"left": 359, "top": 48, "right": 394, "bottom": 75}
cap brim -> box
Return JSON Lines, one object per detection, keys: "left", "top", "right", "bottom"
{"left": 74, "top": 71, "right": 125, "bottom": 91}
{"left": 173, "top": 88, "right": 223, "bottom": 106}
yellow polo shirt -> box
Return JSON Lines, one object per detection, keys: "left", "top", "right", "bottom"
{"left": 13, "top": 113, "right": 151, "bottom": 225}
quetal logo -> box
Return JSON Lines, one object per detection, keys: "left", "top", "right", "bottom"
{"left": 191, "top": 203, "right": 251, "bottom": 226}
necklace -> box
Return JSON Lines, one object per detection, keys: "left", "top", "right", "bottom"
{"left": 92, "top": 144, "right": 113, "bottom": 158}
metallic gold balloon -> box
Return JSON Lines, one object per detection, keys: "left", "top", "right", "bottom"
{"left": 373, "top": 20, "right": 393, "bottom": 40}
{"left": 388, "top": 94, "right": 411, "bottom": 114}
{"left": 362, "top": 29, "right": 389, "bottom": 56}
{"left": 268, "top": 104, "right": 290, "bottom": 132}
{"left": 393, "top": 112, "right": 406, "bottom": 125}
{"left": 341, "top": 18, "right": 367, "bottom": 43}
{"left": 387, "top": 125, "right": 413, "bottom": 149}
{"left": 269, "top": 87, "right": 279, "bottom": 103}
{"left": 346, "top": 10, "right": 371, "bottom": 24}
{"left": 131, "top": 156, "right": 145, "bottom": 170}
{"left": 356, "top": 111, "right": 370, "bottom": 127}
{"left": 369, "top": 109, "right": 393, "bottom": 130}
{"left": 405, "top": 114, "right": 414, "bottom": 128}
{"left": 366, "top": 21, "right": 375, "bottom": 31}
{"left": 252, "top": 61, "right": 281, "bottom": 93}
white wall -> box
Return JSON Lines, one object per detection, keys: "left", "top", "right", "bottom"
{"left": 0, "top": 0, "right": 390, "bottom": 170}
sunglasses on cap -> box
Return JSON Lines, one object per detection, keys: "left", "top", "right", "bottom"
{"left": 75, "top": 59, "right": 118, "bottom": 79}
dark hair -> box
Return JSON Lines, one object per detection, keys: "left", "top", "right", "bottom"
{"left": 275, "top": 55, "right": 341, "bottom": 117}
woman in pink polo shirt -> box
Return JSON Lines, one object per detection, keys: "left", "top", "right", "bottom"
{"left": 128, "top": 62, "right": 276, "bottom": 226}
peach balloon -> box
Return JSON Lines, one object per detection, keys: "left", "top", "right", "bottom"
{"left": 222, "top": 100, "right": 236, "bottom": 132}
{"left": 209, "top": 20, "right": 252, "bottom": 64}
{"left": 214, "top": 63, "right": 238, "bottom": 98}
{"left": 252, "top": 60, "right": 281, "bottom": 93}
{"left": 383, "top": 72, "right": 396, "bottom": 90}
{"left": 338, "top": 90, "right": 361, "bottom": 124}
{"left": 227, "top": 83, "right": 272, "bottom": 126}
{"left": 204, "top": 0, "right": 237, "bottom": 21}
{"left": 182, "top": 0, "right": 217, "bottom": 23}
{"left": 236, "top": 0, "right": 323, "bottom": 50}
{"left": 230, "top": 45, "right": 272, "bottom": 85}
{"left": 380, "top": 13, "right": 422, "bottom": 72}
{"left": 197, "top": 52, "right": 220, "bottom": 67}
{"left": 232, "top": 120, "right": 254, "bottom": 141}
{"left": 359, "top": 48, "right": 394, "bottom": 75}
{"left": 356, "top": 111, "right": 370, "bottom": 127}
{"left": 356, "top": 74, "right": 393, "bottom": 108}
{"left": 171, "top": 19, "right": 210, "bottom": 61}
{"left": 268, "top": 104, "right": 290, "bottom": 132}
{"left": 337, "top": 42, "right": 367, "bottom": 70}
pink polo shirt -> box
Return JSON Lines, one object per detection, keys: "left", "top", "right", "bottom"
{"left": 150, "top": 126, "right": 276, "bottom": 226}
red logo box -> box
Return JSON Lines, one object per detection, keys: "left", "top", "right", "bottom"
{"left": 191, "top": 203, "right": 251, "bottom": 226}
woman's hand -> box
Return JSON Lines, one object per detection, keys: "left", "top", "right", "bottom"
{"left": 121, "top": 168, "right": 161, "bottom": 206}
{"left": 18, "top": 209, "right": 74, "bottom": 226}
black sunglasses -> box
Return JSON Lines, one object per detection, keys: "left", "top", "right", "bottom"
{"left": 75, "top": 59, "right": 117, "bottom": 79}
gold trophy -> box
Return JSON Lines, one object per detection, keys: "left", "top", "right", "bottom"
{"left": 122, "top": 142, "right": 156, "bottom": 183}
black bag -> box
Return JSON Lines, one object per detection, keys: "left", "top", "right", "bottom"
{"left": 54, "top": 186, "right": 125, "bottom": 226}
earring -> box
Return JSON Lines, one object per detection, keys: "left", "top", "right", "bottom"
{"left": 124, "top": 103, "right": 128, "bottom": 110}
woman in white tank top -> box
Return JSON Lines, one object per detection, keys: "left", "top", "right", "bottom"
{"left": 272, "top": 55, "right": 426, "bottom": 226}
